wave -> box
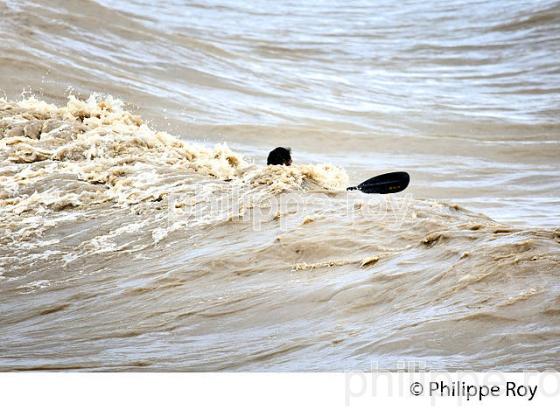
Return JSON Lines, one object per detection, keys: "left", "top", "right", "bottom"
{"left": 1, "top": 95, "right": 559, "bottom": 370}
{"left": 1, "top": 0, "right": 559, "bottom": 371}
{"left": 0, "top": 95, "right": 348, "bottom": 210}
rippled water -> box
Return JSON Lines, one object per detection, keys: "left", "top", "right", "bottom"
{"left": 0, "top": 0, "right": 559, "bottom": 371}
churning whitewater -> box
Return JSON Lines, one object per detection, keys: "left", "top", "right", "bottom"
{"left": 0, "top": 96, "right": 558, "bottom": 370}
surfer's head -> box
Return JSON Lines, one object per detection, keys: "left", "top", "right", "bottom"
{"left": 267, "top": 147, "right": 292, "bottom": 166}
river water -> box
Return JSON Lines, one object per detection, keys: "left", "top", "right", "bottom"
{"left": 0, "top": 0, "right": 559, "bottom": 370}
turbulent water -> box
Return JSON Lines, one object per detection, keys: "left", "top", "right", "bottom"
{"left": 0, "top": 0, "right": 559, "bottom": 371}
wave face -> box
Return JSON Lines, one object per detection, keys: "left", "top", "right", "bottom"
{"left": 0, "top": 0, "right": 559, "bottom": 370}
